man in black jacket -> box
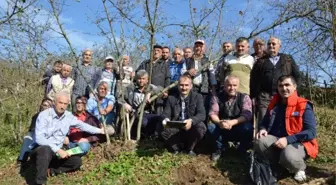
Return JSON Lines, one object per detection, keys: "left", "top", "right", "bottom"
{"left": 160, "top": 75, "right": 206, "bottom": 156}
{"left": 250, "top": 36, "right": 301, "bottom": 125}
{"left": 136, "top": 44, "right": 171, "bottom": 114}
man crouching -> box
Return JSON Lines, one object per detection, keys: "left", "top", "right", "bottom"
{"left": 31, "top": 92, "right": 105, "bottom": 185}
{"left": 160, "top": 74, "right": 206, "bottom": 156}
{"left": 255, "top": 75, "right": 318, "bottom": 182}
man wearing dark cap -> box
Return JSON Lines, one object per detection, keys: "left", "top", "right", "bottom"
{"left": 136, "top": 44, "right": 171, "bottom": 114}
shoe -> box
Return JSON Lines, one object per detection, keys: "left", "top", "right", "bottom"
{"left": 187, "top": 150, "right": 196, "bottom": 157}
{"left": 211, "top": 150, "right": 222, "bottom": 162}
{"left": 294, "top": 170, "right": 306, "bottom": 182}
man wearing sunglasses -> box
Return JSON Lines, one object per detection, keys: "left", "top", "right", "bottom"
{"left": 250, "top": 36, "right": 301, "bottom": 125}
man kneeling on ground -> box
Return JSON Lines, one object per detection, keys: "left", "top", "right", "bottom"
{"left": 161, "top": 74, "right": 206, "bottom": 156}
{"left": 208, "top": 75, "right": 253, "bottom": 161}
{"left": 31, "top": 92, "right": 105, "bottom": 185}
{"left": 255, "top": 75, "right": 318, "bottom": 183}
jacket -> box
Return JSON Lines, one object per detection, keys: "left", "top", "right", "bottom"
{"left": 47, "top": 74, "right": 74, "bottom": 101}
{"left": 267, "top": 92, "right": 318, "bottom": 158}
{"left": 136, "top": 59, "right": 171, "bottom": 88}
{"left": 250, "top": 53, "right": 301, "bottom": 98}
{"left": 162, "top": 91, "right": 206, "bottom": 125}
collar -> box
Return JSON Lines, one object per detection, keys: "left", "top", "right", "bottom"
{"left": 81, "top": 62, "right": 92, "bottom": 66}
{"left": 75, "top": 111, "right": 87, "bottom": 117}
{"left": 50, "top": 108, "right": 66, "bottom": 119}
{"left": 271, "top": 91, "right": 298, "bottom": 106}
{"left": 233, "top": 53, "right": 249, "bottom": 59}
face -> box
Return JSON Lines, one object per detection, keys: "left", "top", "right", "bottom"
{"left": 104, "top": 60, "right": 113, "bottom": 69}
{"left": 75, "top": 99, "right": 85, "bottom": 113}
{"left": 60, "top": 65, "right": 71, "bottom": 78}
{"left": 267, "top": 38, "right": 281, "bottom": 56}
{"left": 173, "top": 49, "right": 183, "bottom": 62}
{"left": 162, "top": 48, "right": 170, "bottom": 60}
{"left": 122, "top": 56, "right": 129, "bottom": 66}
{"left": 253, "top": 41, "right": 265, "bottom": 55}
{"left": 54, "top": 96, "right": 69, "bottom": 115}
{"left": 184, "top": 48, "right": 193, "bottom": 59}
{"left": 178, "top": 77, "right": 192, "bottom": 96}
{"left": 277, "top": 78, "right": 297, "bottom": 99}
{"left": 222, "top": 43, "right": 232, "bottom": 54}
{"left": 40, "top": 100, "right": 52, "bottom": 111}
{"left": 137, "top": 75, "right": 149, "bottom": 87}
{"left": 53, "top": 63, "right": 62, "bottom": 73}
{"left": 98, "top": 85, "right": 107, "bottom": 97}
{"left": 153, "top": 48, "right": 162, "bottom": 60}
{"left": 224, "top": 78, "right": 239, "bottom": 96}
{"left": 236, "top": 41, "right": 249, "bottom": 56}
{"left": 82, "top": 50, "right": 93, "bottom": 63}
{"left": 194, "top": 43, "right": 203, "bottom": 55}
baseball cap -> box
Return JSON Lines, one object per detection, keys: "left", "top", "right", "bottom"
{"left": 194, "top": 39, "right": 205, "bottom": 45}
{"left": 104, "top": 55, "right": 114, "bottom": 62}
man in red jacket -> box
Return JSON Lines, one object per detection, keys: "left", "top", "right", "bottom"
{"left": 255, "top": 75, "right": 318, "bottom": 182}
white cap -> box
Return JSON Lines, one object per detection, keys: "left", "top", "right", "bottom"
{"left": 104, "top": 55, "right": 114, "bottom": 61}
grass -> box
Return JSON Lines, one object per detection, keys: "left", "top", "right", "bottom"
{"left": 0, "top": 106, "right": 334, "bottom": 185}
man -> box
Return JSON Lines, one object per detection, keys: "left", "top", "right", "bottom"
{"left": 46, "top": 63, "right": 74, "bottom": 102}
{"left": 67, "top": 96, "right": 106, "bottom": 155}
{"left": 208, "top": 75, "right": 253, "bottom": 161}
{"left": 136, "top": 44, "right": 171, "bottom": 113}
{"left": 169, "top": 48, "right": 188, "bottom": 84}
{"left": 251, "top": 38, "right": 266, "bottom": 61}
{"left": 219, "top": 37, "right": 254, "bottom": 95}
{"left": 72, "top": 49, "right": 99, "bottom": 111}
{"left": 161, "top": 75, "right": 206, "bottom": 156}
{"left": 214, "top": 42, "right": 234, "bottom": 90}
{"left": 250, "top": 36, "right": 301, "bottom": 124}
{"left": 91, "top": 55, "right": 120, "bottom": 98}
{"left": 162, "top": 46, "right": 173, "bottom": 63}
{"left": 123, "top": 70, "right": 163, "bottom": 137}
{"left": 87, "top": 82, "right": 116, "bottom": 135}
{"left": 255, "top": 75, "right": 318, "bottom": 182}
{"left": 42, "top": 60, "right": 63, "bottom": 86}
{"left": 32, "top": 92, "right": 104, "bottom": 185}
{"left": 183, "top": 47, "right": 193, "bottom": 60}
{"left": 121, "top": 55, "right": 134, "bottom": 88}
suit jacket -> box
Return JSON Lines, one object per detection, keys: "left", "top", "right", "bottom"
{"left": 162, "top": 91, "right": 206, "bottom": 125}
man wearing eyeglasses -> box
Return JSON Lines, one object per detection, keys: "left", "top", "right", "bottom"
{"left": 250, "top": 36, "right": 301, "bottom": 125}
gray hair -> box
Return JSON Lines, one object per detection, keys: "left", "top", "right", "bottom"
{"left": 173, "top": 48, "right": 184, "bottom": 56}
{"left": 97, "top": 81, "right": 108, "bottom": 90}
{"left": 62, "top": 63, "right": 72, "bottom": 71}
{"left": 135, "top": 70, "right": 148, "bottom": 80}
{"left": 224, "top": 75, "right": 240, "bottom": 84}
{"left": 269, "top": 36, "right": 281, "bottom": 46}
{"left": 54, "top": 91, "right": 70, "bottom": 102}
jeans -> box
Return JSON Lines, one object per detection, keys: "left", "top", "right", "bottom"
{"left": 18, "top": 132, "right": 34, "bottom": 162}
{"left": 68, "top": 142, "right": 91, "bottom": 155}
{"left": 208, "top": 121, "right": 253, "bottom": 152}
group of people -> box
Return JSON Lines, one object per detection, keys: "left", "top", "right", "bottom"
{"left": 19, "top": 36, "right": 318, "bottom": 185}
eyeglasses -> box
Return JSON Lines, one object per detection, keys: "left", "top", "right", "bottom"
{"left": 268, "top": 42, "right": 277, "bottom": 46}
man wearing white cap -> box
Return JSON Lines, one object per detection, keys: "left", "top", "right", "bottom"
{"left": 91, "top": 55, "right": 120, "bottom": 98}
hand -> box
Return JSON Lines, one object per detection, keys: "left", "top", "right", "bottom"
{"left": 145, "top": 93, "right": 151, "bottom": 104}
{"left": 256, "top": 129, "right": 268, "bottom": 139}
{"left": 78, "top": 138, "right": 89, "bottom": 143}
{"left": 183, "top": 119, "right": 192, "bottom": 130}
{"left": 274, "top": 137, "right": 288, "bottom": 149}
{"left": 89, "top": 93, "right": 95, "bottom": 98}
{"left": 162, "top": 118, "right": 170, "bottom": 126}
{"left": 222, "top": 120, "right": 233, "bottom": 130}
{"left": 63, "top": 136, "right": 69, "bottom": 145}
{"left": 162, "top": 92, "right": 168, "bottom": 98}
{"left": 99, "top": 108, "right": 106, "bottom": 115}
{"left": 100, "top": 127, "right": 105, "bottom": 134}
{"left": 57, "top": 149, "right": 70, "bottom": 159}
{"left": 188, "top": 69, "right": 196, "bottom": 76}
{"left": 123, "top": 103, "right": 133, "bottom": 113}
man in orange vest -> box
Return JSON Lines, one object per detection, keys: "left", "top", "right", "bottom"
{"left": 255, "top": 75, "right": 318, "bottom": 182}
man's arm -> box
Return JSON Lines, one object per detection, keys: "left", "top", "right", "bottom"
{"left": 45, "top": 76, "right": 53, "bottom": 95}
{"left": 190, "top": 94, "right": 206, "bottom": 125}
{"left": 35, "top": 113, "right": 61, "bottom": 153}
{"left": 70, "top": 115, "right": 103, "bottom": 134}
{"left": 164, "top": 63, "right": 171, "bottom": 87}
{"left": 209, "top": 96, "right": 221, "bottom": 124}
{"left": 259, "top": 109, "right": 271, "bottom": 131}
{"left": 162, "top": 96, "right": 173, "bottom": 119}
{"left": 250, "top": 60, "right": 262, "bottom": 99}
{"left": 286, "top": 103, "right": 316, "bottom": 144}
